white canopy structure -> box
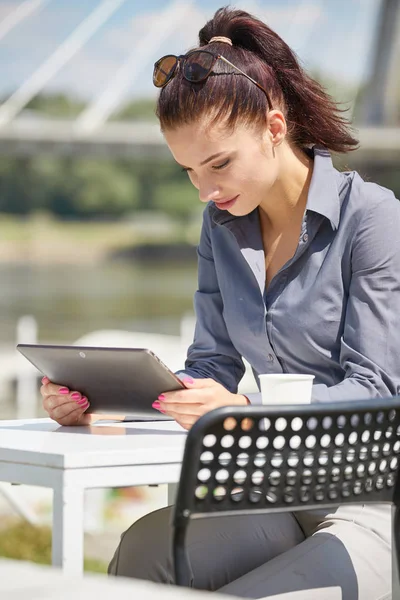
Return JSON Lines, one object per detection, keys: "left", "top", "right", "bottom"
{"left": 0, "top": 0, "right": 398, "bottom": 164}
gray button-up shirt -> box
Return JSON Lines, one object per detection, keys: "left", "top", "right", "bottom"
{"left": 180, "top": 146, "right": 400, "bottom": 404}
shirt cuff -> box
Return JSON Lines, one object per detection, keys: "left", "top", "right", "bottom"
{"left": 174, "top": 371, "right": 191, "bottom": 382}
{"left": 243, "top": 392, "right": 262, "bottom": 405}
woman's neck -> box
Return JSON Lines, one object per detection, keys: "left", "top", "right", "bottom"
{"left": 258, "top": 145, "right": 314, "bottom": 234}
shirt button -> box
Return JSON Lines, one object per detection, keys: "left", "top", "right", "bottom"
{"left": 268, "top": 354, "right": 274, "bottom": 362}
{"left": 302, "top": 233, "right": 309, "bottom": 243}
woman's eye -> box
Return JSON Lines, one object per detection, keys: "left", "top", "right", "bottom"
{"left": 213, "top": 159, "right": 230, "bottom": 171}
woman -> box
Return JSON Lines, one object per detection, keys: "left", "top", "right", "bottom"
{"left": 41, "top": 7, "right": 400, "bottom": 599}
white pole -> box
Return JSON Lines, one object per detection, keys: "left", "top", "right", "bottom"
{"left": 75, "top": 0, "right": 194, "bottom": 135}
{"left": 0, "top": 0, "right": 51, "bottom": 43}
{"left": 0, "top": 0, "right": 127, "bottom": 128}
{"left": 16, "top": 315, "right": 38, "bottom": 419}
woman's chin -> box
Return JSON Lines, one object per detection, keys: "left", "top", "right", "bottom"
{"left": 228, "top": 202, "right": 254, "bottom": 217}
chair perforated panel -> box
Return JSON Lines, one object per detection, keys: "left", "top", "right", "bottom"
{"left": 173, "top": 398, "right": 400, "bottom": 587}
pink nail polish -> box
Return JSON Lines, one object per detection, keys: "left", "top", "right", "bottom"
{"left": 77, "top": 397, "right": 87, "bottom": 405}
{"left": 183, "top": 377, "right": 194, "bottom": 384}
{"left": 152, "top": 401, "right": 160, "bottom": 408}
{"left": 158, "top": 394, "right": 165, "bottom": 400}
{"left": 41, "top": 376, "right": 49, "bottom": 384}
{"left": 71, "top": 392, "right": 81, "bottom": 400}
{"left": 59, "top": 387, "right": 69, "bottom": 394}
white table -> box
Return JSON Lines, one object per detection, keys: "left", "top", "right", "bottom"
{"left": 0, "top": 417, "right": 187, "bottom": 576}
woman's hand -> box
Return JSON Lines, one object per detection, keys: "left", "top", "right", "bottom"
{"left": 154, "top": 377, "right": 248, "bottom": 430}
{"left": 40, "top": 376, "right": 92, "bottom": 426}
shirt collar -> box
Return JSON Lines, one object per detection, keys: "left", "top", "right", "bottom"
{"left": 306, "top": 146, "right": 342, "bottom": 230}
{"left": 209, "top": 146, "right": 344, "bottom": 231}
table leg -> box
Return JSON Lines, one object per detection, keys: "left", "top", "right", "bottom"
{"left": 52, "top": 483, "right": 85, "bottom": 575}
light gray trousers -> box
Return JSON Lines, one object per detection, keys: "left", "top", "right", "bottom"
{"left": 108, "top": 503, "right": 392, "bottom": 599}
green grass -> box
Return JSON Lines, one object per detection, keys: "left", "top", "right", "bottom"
{"left": 0, "top": 215, "right": 138, "bottom": 244}
{"left": 0, "top": 213, "right": 199, "bottom": 265}
{"left": 0, "top": 521, "right": 107, "bottom": 574}
{"left": 0, "top": 214, "right": 188, "bottom": 247}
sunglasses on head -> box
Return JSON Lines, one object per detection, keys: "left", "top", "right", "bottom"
{"left": 153, "top": 49, "right": 273, "bottom": 111}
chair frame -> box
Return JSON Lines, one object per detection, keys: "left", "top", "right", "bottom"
{"left": 172, "top": 398, "right": 400, "bottom": 589}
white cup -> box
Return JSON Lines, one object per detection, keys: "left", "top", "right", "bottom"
{"left": 259, "top": 373, "right": 315, "bottom": 405}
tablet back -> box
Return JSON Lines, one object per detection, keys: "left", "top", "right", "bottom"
{"left": 17, "top": 344, "right": 185, "bottom": 418}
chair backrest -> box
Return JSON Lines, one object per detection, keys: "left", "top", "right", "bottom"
{"left": 174, "top": 398, "right": 400, "bottom": 527}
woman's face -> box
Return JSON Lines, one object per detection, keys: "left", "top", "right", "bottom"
{"left": 163, "top": 118, "right": 284, "bottom": 217}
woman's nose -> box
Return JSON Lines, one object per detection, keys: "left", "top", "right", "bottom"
{"left": 198, "top": 182, "right": 221, "bottom": 204}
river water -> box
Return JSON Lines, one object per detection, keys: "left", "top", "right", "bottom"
{"left": 0, "top": 261, "right": 198, "bottom": 344}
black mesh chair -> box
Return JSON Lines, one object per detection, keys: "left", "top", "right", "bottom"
{"left": 172, "top": 398, "right": 400, "bottom": 588}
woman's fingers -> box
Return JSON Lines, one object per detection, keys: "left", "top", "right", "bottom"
{"left": 40, "top": 381, "right": 71, "bottom": 398}
{"left": 42, "top": 390, "right": 87, "bottom": 414}
{"left": 159, "top": 387, "right": 214, "bottom": 405}
{"left": 40, "top": 377, "right": 90, "bottom": 426}
{"left": 52, "top": 402, "right": 89, "bottom": 425}
{"left": 42, "top": 391, "right": 81, "bottom": 409}
{"left": 172, "top": 414, "right": 199, "bottom": 430}
{"left": 158, "top": 401, "right": 205, "bottom": 416}
{"left": 43, "top": 393, "right": 89, "bottom": 419}
{"left": 159, "top": 405, "right": 202, "bottom": 428}
{"left": 77, "top": 413, "right": 93, "bottom": 426}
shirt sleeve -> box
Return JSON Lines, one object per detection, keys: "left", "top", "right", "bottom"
{"left": 176, "top": 208, "right": 245, "bottom": 393}
{"left": 312, "top": 190, "right": 400, "bottom": 403}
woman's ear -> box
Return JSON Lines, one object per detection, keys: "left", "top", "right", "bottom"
{"left": 267, "top": 109, "right": 287, "bottom": 148}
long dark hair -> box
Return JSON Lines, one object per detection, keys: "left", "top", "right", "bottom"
{"left": 156, "top": 7, "right": 358, "bottom": 154}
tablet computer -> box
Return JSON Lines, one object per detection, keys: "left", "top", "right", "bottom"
{"left": 17, "top": 343, "right": 185, "bottom": 420}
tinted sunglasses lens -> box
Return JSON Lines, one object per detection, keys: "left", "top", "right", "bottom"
{"left": 153, "top": 55, "right": 178, "bottom": 87}
{"left": 184, "top": 51, "right": 215, "bottom": 82}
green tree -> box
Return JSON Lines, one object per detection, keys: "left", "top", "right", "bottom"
{"left": 113, "top": 98, "right": 157, "bottom": 121}
{"left": 32, "top": 157, "right": 140, "bottom": 218}
{"left": 25, "top": 93, "right": 86, "bottom": 118}
{"left": 0, "top": 152, "right": 201, "bottom": 220}
{"left": 70, "top": 159, "right": 139, "bottom": 217}
{"left": 33, "top": 157, "right": 78, "bottom": 216}
{"left": 153, "top": 179, "right": 199, "bottom": 223}
{"left": 0, "top": 157, "right": 41, "bottom": 214}
{"left": 124, "top": 158, "right": 183, "bottom": 211}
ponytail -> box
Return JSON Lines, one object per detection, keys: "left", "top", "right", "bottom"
{"left": 157, "top": 7, "right": 358, "bottom": 153}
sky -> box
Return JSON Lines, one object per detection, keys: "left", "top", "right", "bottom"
{"left": 0, "top": 0, "right": 382, "bottom": 116}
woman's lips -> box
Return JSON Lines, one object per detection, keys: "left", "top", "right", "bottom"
{"left": 214, "top": 195, "right": 239, "bottom": 210}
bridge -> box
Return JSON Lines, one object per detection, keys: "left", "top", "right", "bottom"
{"left": 0, "top": 0, "right": 398, "bottom": 165}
